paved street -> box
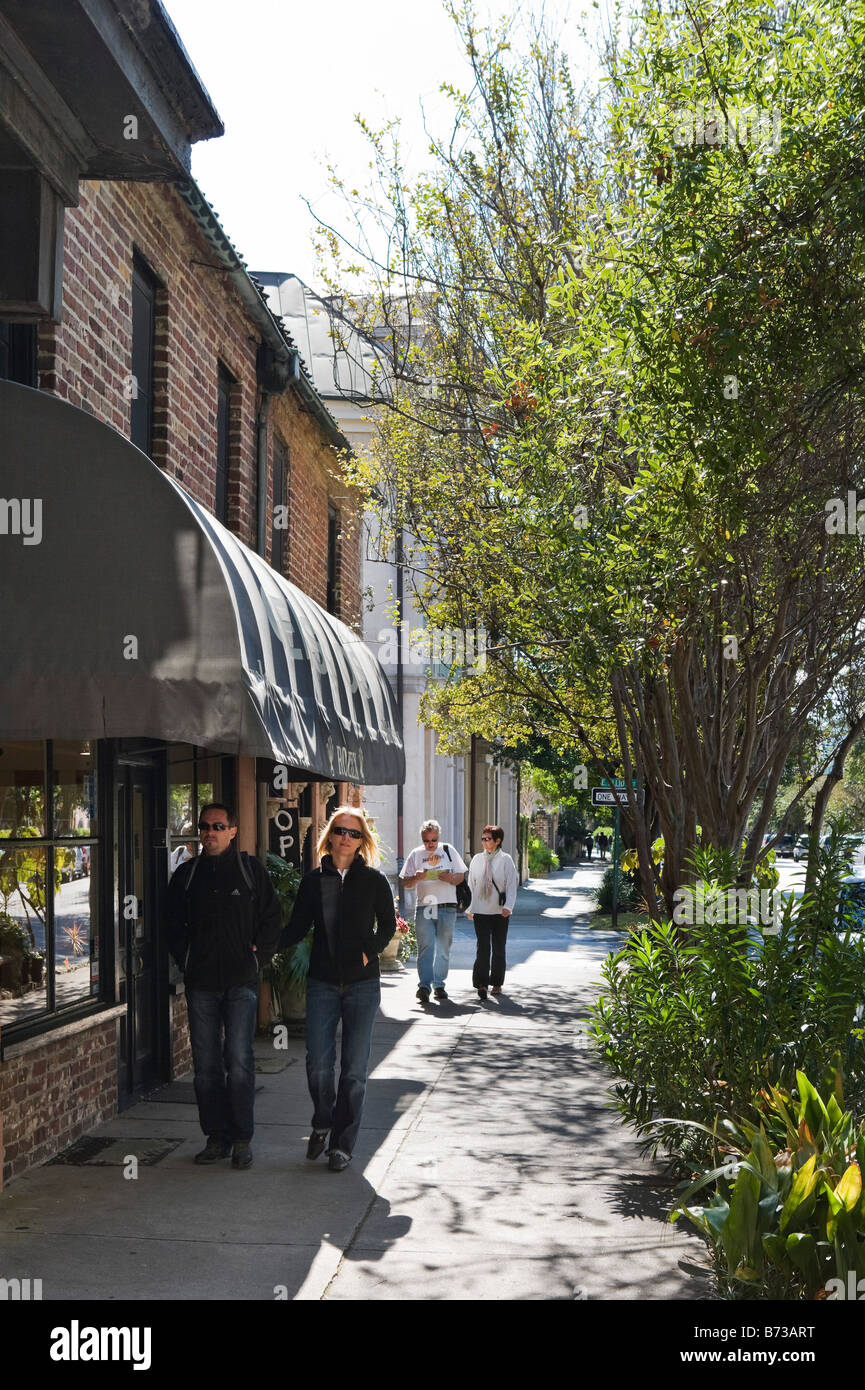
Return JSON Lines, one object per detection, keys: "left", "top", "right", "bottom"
{"left": 0, "top": 866, "right": 711, "bottom": 1301}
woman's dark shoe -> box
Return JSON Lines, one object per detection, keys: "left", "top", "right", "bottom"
{"left": 231, "top": 1141, "right": 253, "bottom": 1170}
{"left": 491, "top": 986, "right": 503, "bottom": 996}
{"left": 328, "top": 1149, "right": 350, "bottom": 1172}
{"left": 477, "top": 987, "right": 487, "bottom": 1000}
{"left": 306, "top": 1129, "right": 329, "bottom": 1161}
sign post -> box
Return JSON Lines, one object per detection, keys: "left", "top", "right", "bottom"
{"left": 590, "top": 779, "right": 644, "bottom": 931}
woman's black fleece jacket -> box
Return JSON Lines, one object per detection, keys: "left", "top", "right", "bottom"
{"left": 281, "top": 854, "right": 396, "bottom": 985}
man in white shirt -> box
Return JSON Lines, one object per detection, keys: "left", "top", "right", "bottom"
{"left": 400, "top": 818, "right": 467, "bottom": 1003}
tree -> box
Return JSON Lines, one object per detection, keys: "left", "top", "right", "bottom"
{"left": 324, "top": 0, "right": 865, "bottom": 916}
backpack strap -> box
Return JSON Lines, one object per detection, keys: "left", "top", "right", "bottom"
{"left": 183, "top": 850, "right": 257, "bottom": 900}
{"left": 237, "top": 851, "right": 255, "bottom": 895}
{"left": 182, "top": 854, "right": 200, "bottom": 894}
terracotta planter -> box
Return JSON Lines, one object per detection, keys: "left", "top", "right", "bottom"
{"left": 379, "top": 935, "right": 403, "bottom": 972}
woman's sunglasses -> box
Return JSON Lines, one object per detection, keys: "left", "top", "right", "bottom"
{"left": 332, "top": 826, "right": 363, "bottom": 840}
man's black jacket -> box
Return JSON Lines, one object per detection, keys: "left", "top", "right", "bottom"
{"left": 165, "top": 846, "right": 283, "bottom": 992}
{"left": 281, "top": 854, "right": 396, "bottom": 985}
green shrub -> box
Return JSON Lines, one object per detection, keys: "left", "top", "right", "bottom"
{"left": 595, "top": 865, "right": 640, "bottom": 914}
{"left": 590, "top": 832, "right": 865, "bottom": 1172}
{"left": 263, "top": 854, "right": 308, "bottom": 1017}
{"left": 528, "top": 835, "right": 559, "bottom": 876}
{"left": 672, "top": 1071, "right": 865, "bottom": 1300}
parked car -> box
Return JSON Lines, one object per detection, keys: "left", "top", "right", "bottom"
{"left": 775, "top": 833, "right": 796, "bottom": 858}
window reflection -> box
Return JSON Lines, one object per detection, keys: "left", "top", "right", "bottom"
{"left": 53, "top": 741, "right": 96, "bottom": 836}
{"left": 0, "top": 742, "right": 45, "bottom": 837}
{"left": 0, "top": 845, "right": 48, "bottom": 1025}
{"left": 54, "top": 846, "right": 97, "bottom": 1010}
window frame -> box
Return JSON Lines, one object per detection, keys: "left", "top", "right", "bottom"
{"left": 0, "top": 739, "right": 107, "bottom": 1044}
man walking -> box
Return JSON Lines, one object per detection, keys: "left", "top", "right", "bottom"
{"left": 400, "top": 819, "right": 467, "bottom": 1004}
{"left": 166, "top": 803, "right": 282, "bottom": 1169}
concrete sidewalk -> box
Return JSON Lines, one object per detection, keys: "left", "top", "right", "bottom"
{"left": 0, "top": 866, "right": 712, "bottom": 1301}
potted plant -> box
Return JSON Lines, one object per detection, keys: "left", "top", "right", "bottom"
{"left": 380, "top": 907, "right": 412, "bottom": 970}
{"left": 262, "top": 854, "right": 309, "bottom": 1030}
{"left": 0, "top": 914, "right": 31, "bottom": 992}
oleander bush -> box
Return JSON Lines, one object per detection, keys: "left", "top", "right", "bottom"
{"left": 595, "top": 864, "right": 641, "bottom": 914}
{"left": 591, "top": 833, "right": 865, "bottom": 1173}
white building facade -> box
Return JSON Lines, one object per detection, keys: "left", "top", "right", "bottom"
{"left": 253, "top": 273, "right": 520, "bottom": 888}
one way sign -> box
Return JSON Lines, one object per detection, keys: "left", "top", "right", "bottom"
{"left": 591, "top": 786, "right": 645, "bottom": 808}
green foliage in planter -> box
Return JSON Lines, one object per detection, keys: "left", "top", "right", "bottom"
{"left": 591, "top": 837, "right": 865, "bottom": 1172}
{"left": 0, "top": 913, "right": 32, "bottom": 956}
{"left": 672, "top": 1071, "right": 865, "bottom": 1300}
{"left": 398, "top": 913, "right": 417, "bottom": 961}
{"left": 595, "top": 864, "right": 640, "bottom": 914}
{"left": 528, "top": 835, "right": 559, "bottom": 876}
{"left": 262, "top": 854, "right": 309, "bottom": 1018}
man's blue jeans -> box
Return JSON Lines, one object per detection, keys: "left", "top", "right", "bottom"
{"left": 186, "top": 985, "right": 258, "bottom": 1143}
{"left": 305, "top": 976, "right": 381, "bottom": 1156}
{"left": 415, "top": 903, "right": 456, "bottom": 990}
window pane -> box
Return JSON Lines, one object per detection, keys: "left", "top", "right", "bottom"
{"left": 55, "top": 844, "right": 98, "bottom": 1010}
{"left": 0, "top": 845, "right": 48, "bottom": 1026}
{"left": 0, "top": 742, "right": 45, "bottom": 837}
{"left": 169, "top": 745, "right": 194, "bottom": 842}
{"left": 195, "top": 755, "right": 221, "bottom": 818}
{"left": 53, "top": 740, "right": 97, "bottom": 837}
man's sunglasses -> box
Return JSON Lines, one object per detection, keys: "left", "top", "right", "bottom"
{"left": 332, "top": 826, "right": 363, "bottom": 840}
{"left": 199, "top": 821, "right": 230, "bottom": 832}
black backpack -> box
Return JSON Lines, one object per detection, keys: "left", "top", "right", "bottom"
{"left": 443, "top": 844, "right": 472, "bottom": 913}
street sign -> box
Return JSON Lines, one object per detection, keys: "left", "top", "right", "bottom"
{"left": 591, "top": 786, "right": 645, "bottom": 808}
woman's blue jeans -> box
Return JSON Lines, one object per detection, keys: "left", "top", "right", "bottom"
{"left": 186, "top": 984, "right": 258, "bottom": 1142}
{"left": 305, "top": 976, "right": 381, "bottom": 1156}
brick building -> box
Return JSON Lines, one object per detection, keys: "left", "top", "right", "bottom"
{"left": 0, "top": 1, "right": 402, "bottom": 1187}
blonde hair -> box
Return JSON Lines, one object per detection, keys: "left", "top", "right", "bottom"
{"left": 316, "top": 804, "right": 379, "bottom": 867}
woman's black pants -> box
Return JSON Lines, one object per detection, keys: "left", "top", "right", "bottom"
{"left": 472, "top": 913, "right": 509, "bottom": 989}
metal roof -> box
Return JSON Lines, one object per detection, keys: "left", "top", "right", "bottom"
{"left": 253, "top": 272, "right": 392, "bottom": 404}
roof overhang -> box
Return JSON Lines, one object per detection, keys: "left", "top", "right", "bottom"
{"left": 0, "top": 382, "right": 405, "bottom": 785}
{"left": 0, "top": 0, "right": 223, "bottom": 194}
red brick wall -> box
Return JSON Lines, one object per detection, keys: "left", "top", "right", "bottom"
{"left": 2, "top": 179, "right": 364, "bottom": 1185}
{"left": 267, "top": 396, "right": 362, "bottom": 630}
{"left": 170, "top": 995, "right": 192, "bottom": 1081}
{"left": 0, "top": 1020, "right": 117, "bottom": 1187}
{"left": 37, "top": 178, "right": 364, "bottom": 595}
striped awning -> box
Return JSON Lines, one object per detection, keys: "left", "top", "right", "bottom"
{"left": 0, "top": 381, "right": 404, "bottom": 784}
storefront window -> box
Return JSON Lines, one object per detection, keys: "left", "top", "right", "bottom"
{"left": 53, "top": 740, "right": 97, "bottom": 836}
{"left": 0, "top": 741, "right": 46, "bottom": 837}
{"left": 168, "top": 746, "right": 222, "bottom": 869}
{"left": 0, "top": 741, "right": 99, "bottom": 1032}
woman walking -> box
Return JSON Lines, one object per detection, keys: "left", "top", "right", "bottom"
{"left": 281, "top": 805, "right": 395, "bottom": 1171}
{"left": 467, "top": 825, "right": 518, "bottom": 1000}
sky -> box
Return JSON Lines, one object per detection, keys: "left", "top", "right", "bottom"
{"left": 163, "top": 0, "right": 600, "bottom": 291}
